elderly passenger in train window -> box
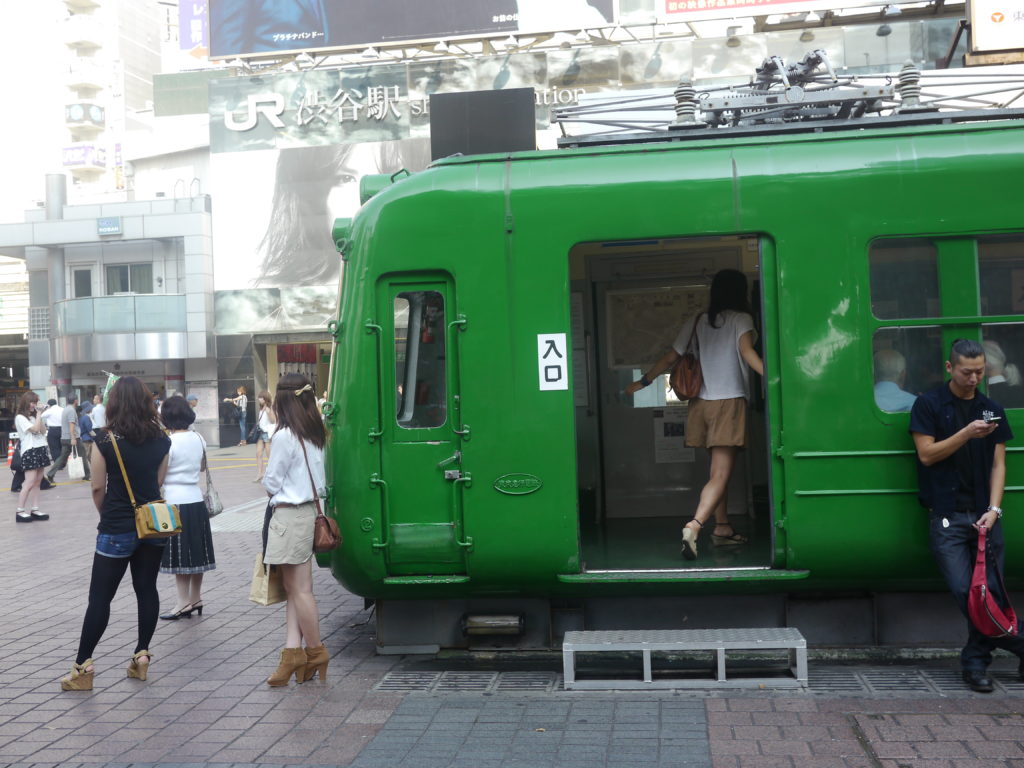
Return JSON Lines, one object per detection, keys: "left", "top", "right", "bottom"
{"left": 873, "top": 349, "right": 917, "bottom": 413}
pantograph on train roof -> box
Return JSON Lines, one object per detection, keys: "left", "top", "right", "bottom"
{"left": 552, "top": 50, "right": 1024, "bottom": 147}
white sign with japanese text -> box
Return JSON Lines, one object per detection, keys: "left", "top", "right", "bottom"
{"left": 537, "top": 333, "right": 569, "bottom": 391}
{"left": 970, "top": 0, "right": 1024, "bottom": 53}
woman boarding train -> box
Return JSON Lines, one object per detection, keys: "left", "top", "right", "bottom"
{"left": 626, "top": 269, "right": 765, "bottom": 560}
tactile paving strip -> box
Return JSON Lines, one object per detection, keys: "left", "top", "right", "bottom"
{"left": 375, "top": 667, "right": 1024, "bottom": 696}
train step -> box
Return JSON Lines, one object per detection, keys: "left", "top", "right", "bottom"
{"left": 562, "top": 627, "right": 808, "bottom": 690}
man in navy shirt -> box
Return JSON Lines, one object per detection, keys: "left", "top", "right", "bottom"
{"left": 910, "top": 338, "right": 1024, "bottom": 692}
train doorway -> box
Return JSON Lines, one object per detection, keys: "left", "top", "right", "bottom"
{"left": 570, "top": 236, "right": 773, "bottom": 572}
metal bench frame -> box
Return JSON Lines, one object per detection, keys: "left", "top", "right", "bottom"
{"left": 562, "top": 628, "right": 808, "bottom": 690}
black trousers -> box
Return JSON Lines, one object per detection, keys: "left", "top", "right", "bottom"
{"left": 46, "top": 426, "right": 61, "bottom": 465}
{"left": 75, "top": 544, "right": 163, "bottom": 665}
{"left": 929, "top": 511, "right": 1024, "bottom": 670}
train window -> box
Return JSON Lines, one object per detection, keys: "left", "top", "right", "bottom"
{"left": 979, "top": 234, "right": 1024, "bottom": 316}
{"left": 393, "top": 291, "right": 447, "bottom": 428}
{"left": 872, "top": 327, "right": 943, "bottom": 412}
{"left": 983, "top": 324, "right": 1024, "bottom": 409}
{"left": 869, "top": 239, "right": 939, "bottom": 319}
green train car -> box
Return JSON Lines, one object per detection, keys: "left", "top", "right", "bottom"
{"left": 322, "top": 74, "right": 1024, "bottom": 651}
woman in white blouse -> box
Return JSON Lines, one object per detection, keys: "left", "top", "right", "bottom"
{"left": 158, "top": 396, "right": 216, "bottom": 619}
{"left": 261, "top": 374, "right": 328, "bottom": 686}
{"left": 14, "top": 392, "right": 51, "bottom": 522}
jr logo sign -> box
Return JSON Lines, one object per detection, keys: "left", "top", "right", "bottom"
{"left": 224, "top": 94, "right": 286, "bottom": 132}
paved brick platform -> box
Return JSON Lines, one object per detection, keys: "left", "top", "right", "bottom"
{"left": 2, "top": 445, "right": 1024, "bottom": 768}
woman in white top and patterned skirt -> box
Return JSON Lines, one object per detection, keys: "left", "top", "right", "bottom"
{"left": 158, "top": 396, "right": 216, "bottom": 619}
{"left": 261, "top": 373, "right": 328, "bottom": 686}
{"left": 14, "top": 392, "right": 51, "bottom": 522}
{"left": 626, "top": 269, "right": 765, "bottom": 561}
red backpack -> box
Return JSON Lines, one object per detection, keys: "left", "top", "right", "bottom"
{"left": 968, "top": 527, "right": 1018, "bottom": 637}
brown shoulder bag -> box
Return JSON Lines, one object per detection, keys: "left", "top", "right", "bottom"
{"left": 298, "top": 438, "right": 341, "bottom": 553}
{"left": 670, "top": 313, "right": 703, "bottom": 400}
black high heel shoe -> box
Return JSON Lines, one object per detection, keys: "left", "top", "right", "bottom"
{"left": 190, "top": 601, "right": 204, "bottom": 616}
{"left": 159, "top": 604, "right": 194, "bottom": 621}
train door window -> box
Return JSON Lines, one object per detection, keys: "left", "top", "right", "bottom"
{"left": 393, "top": 291, "right": 446, "bottom": 428}
{"left": 872, "top": 327, "right": 943, "bottom": 413}
{"left": 869, "top": 239, "right": 939, "bottom": 319}
{"left": 979, "top": 234, "right": 1024, "bottom": 316}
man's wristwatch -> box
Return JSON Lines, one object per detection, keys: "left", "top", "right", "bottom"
{"left": 987, "top": 505, "right": 1003, "bottom": 519}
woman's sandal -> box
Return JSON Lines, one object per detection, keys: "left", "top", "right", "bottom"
{"left": 30, "top": 507, "right": 49, "bottom": 521}
{"left": 712, "top": 530, "right": 749, "bottom": 546}
{"left": 681, "top": 520, "right": 701, "bottom": 561}
{"left": 60, "top": 659, "right": 94, "bottom": 691}
{"left": 15, "top": 508, "right": 32, "bottom": 523}
{"left": 127, "top": 650, "right": 152, "bottom": 681}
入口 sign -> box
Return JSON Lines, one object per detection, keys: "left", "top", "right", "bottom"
{"left": 537, "top": 333, "right": 569, "bottom": 391}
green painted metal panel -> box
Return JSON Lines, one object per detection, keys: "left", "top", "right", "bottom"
{"left": 323, "top": 116, "right": 1024, "bottom": 600}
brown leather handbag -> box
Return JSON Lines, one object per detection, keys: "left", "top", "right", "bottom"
{"left": 670, "top": 313, "right": 703, "bottom": 401}
{"left": 298, "top": 439, "right": 341, "bottom": 553}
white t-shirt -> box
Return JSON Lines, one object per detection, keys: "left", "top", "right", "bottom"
{"left": 15, "top": 414, "right": 48, "bottom": 451}
{"left": 258, "top": 407, "right": 276, "bottom": 436}
{"left": 672, "top": 310, "right": 757, "bottom": 401}
{"left": 42, "top": 404, "right": 63, "bottom": 428}
{"left": 262, "top": 427, "right": 325, "bottom": 507}
{"left": 162, "top": 430, "right": 206, "bottom": 505}
{"left": 91, "top": 402, "right": 106, "bottom": 429}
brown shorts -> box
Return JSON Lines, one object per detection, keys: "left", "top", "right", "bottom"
{"left": 685, "top": 397, "right": 747, "bottom": 448}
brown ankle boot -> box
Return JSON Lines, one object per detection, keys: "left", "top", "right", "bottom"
{"left": 267, "top": 647, "right": 307, "bottom": 687}
{"left": 300, "top": 644, "right": 329, "bottom": 683}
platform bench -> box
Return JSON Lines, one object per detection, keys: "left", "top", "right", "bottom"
{"left": 562, "top": 628, "right": 808, "bottom": 690}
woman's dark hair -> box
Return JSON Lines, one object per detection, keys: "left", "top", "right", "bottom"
{"left": 274, "top": 373, "right": 326, "bottom": 449}
{"left": 106, "top": 376, "right": 165, "bottom": 444}
{"left": 707, "top": 269, "right": 752, "bottom": 328}
{"left": 950, "top": 338, "right": 985, "bottom": 365}
{"left": 16, "top": 391, "right": 39, "bottom": 418}
{"left": 257, "top": 139, "right": 431, "bottom": 286}
{"left": 160, "top": 396, "right": 196, "bottom": 430}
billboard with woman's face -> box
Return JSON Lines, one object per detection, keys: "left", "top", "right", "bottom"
{"left": 211, "top": 138, "right": 431, "bottom": 333}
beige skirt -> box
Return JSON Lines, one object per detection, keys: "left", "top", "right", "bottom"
{"left": 264, "top": 502, "right": 316, "bottom": 565}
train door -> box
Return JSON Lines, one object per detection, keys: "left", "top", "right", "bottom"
{"left": 374, "top": 276, "right": 469, "bottom": 576}
{"left": 571, "top": 236, "right": 772, "bottom": 571}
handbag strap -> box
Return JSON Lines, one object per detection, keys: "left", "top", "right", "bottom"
{"left": 685, "top": 313, "right": 703, "bottom": 355}
{"left": 198, "top": 432, "right": 214, "bottom": 488}
{"left": 297, "top": 437, "right": 325, "bottom": 518}
{"left": 108, "top": 434, "right": 138, "bottom": 508}
{"left": 976, "top": 526, "right": 1013, "bottom": 599}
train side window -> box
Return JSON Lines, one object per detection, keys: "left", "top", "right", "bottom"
{"left": 872, "top": 327, "right": 943, "bottom": 413}
{"left": 979, "top": 234, "right": 1024, "bottom": 316}
{"left": 869, "top": 239, "right": 939, "bottom": 319}
{"left": 983, "top": 324, "right": 1024, "bottom": 409}
{"left": 393, "top": 291, "right": 447, "bottom": 429}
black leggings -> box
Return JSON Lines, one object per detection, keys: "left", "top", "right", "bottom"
{"left": 76, "top": 544, "right": 163, "bottom": 665}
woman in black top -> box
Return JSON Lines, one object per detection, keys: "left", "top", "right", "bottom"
{"left": 60, "top": 377, "right": 171, "bottom": 691}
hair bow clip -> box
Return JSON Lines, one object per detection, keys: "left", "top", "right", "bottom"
{"left": 294, "top": 384, "right": 314, "bottom": 396}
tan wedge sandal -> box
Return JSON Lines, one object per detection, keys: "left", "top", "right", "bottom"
{"left": 60, "top": 659, "right": 95, "bottom": 691}
{"left": 127, "top": 650, "right": 152, "bottom": 681}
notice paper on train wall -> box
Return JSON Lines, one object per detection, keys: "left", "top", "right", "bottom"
{"left": 606, "top": 286, "right": 708, "bottom": 369}
{"left": 653, "top": 408, "right": 694, "bottom": 464}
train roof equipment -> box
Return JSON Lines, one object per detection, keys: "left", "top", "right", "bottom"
{"left": 552, "top": 52, "right": 1024, "bottom": 148}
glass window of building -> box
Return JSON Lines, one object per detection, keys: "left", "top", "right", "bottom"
{"left": 73, "top": 269, "right": 91, "bottom": 298}
{"left": 105, "top": 263, "right": 153, "bottom": 294}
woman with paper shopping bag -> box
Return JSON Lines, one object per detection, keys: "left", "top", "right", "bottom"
{"left": 260, "top": 373, "right": 330, "bottom": 686}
